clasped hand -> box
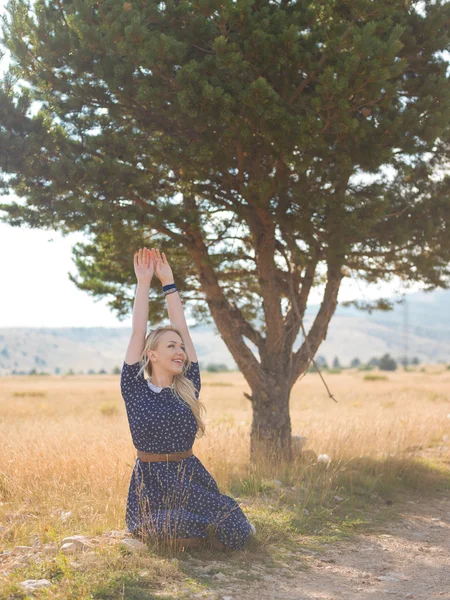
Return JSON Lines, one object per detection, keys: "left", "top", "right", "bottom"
{"left": 134, "top": 247, "right": 174, "bottom": 286}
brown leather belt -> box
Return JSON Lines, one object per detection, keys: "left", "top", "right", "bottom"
{"left": 137, "top": 448, "right": 193, "bottom": 462}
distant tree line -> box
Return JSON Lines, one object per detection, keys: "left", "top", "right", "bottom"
{"left": 0, "top": 356, "right": 433, "bottom": 377}
{"left": 308, "top": 354, "right": 422, "bottom": 373}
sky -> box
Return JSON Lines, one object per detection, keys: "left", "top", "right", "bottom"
{"left": 0, "top": 2, "right": 426, "bottom": 328}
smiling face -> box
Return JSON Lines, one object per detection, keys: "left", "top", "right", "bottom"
{"left": 147, "top": 330, "right": 187, "bottom": 374}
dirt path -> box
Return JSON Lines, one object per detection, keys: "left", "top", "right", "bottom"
{"left": 189, "top": 494, "right": 450, "bottom": 600}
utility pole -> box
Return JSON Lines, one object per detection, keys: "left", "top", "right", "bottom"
{"left": 403, "top": 297, "right": 409, "bottom": 370}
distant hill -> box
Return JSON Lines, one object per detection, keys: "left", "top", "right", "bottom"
{"left": 0, "top": 289, "right": 448, "bottom": 375}
{"left": 310, "top": 288, "right": 450, "bottom": 365}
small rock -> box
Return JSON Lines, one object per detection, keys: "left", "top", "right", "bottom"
{"left": 213, "top": 571, "right": 227, "bottom": 580}
{"left": 61, "top": 534, "right": 91, "bottom": 545}
{"left": 14, "top": 546, "right": 33, "bottom": 553}
{"left": 222, "top": 596, "right": 233, "bottom": 600}
{"left": 60, "top": 542, "right": 78, "bottom": 555}
{"left": 317, "top": 454, "right": 331, "bottom": 463}
{"left": 320, "top": 557, "right": 336, "bottom": 563}
{"left": 61, "top": 535, "right": 94, "bottom": 552}
{"left": 43, "top": 543, "right": 58, "bottom": 555}
{"left": 106, "top": 529, "right": 128, "bottom": 538}
{"left": 272, "top": 479, "right": 283, "bottom": 488}
{"left": 20, "top": 579, "right": 52, "bottom": 591}
{"left": 333, "top": 495, "right": 344, "bottom": 502}
{"left": 120, "top": 538, "right": 148, "bottom": 553}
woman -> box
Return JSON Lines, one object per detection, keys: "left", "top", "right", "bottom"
{"left": 120, "top": 246, "right": 255, "bottom": 551}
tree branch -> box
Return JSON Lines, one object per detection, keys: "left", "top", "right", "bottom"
{"left": 289, "top": 264, "right": 343, "bottom": 389}
{"left": 180, "top": 194, "right": 267, "bottom": 387}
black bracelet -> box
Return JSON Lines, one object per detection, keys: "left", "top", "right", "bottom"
{"left": 164, "top": 288, "right": 178, "bottom": 297}
{"left": 162, "top": 283, "right": 176, "bottom": 292}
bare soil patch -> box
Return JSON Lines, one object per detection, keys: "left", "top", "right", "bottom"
{"left": 198, "top": 493, "right": 450, "bottom": 600}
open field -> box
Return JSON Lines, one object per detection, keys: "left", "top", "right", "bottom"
{"left": 1, "top": 366, "right": 450, "bottom": 598}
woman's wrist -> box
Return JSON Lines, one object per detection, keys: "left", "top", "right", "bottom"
{"left": 161, "top": 278, "right": 175, "bottom": 286}
{"left": 137, "top": 278, "right": 152, "bottom": 288}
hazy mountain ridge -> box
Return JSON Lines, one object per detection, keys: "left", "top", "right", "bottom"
{"left": 0, "top": 289, "right": 448, "bottom": 375}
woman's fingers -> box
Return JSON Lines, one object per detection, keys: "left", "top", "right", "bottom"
{"left": 144, "top": 247, "right": 156, "bottom": 268}
{"left": 134, "top": 248, "right": 151, "bottom": 267}
{"left": 135, "top": 247, "right": 166, "bottom": 270}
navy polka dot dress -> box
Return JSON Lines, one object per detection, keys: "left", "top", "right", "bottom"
{"left": 120, "top": 359, "right": 252, "bottom": 550}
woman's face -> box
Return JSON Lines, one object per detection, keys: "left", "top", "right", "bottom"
{"left": 148, "top": 331, "right": 186, "bottom": 373}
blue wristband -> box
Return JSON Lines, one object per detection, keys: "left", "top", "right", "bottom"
{"left": 163, "top": 283, "right": 177, "bottom": 292}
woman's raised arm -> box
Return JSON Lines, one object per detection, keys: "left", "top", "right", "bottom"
{"left": 154, "top": 248, "right": 198, "bottom": 363}
{"left": 125, "top": 248, "right": 155, "bottom": 365}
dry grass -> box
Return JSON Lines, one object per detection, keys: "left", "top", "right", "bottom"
{"left": 1, "top": 366, "right": 450, "bottom": 550}
{"left": 1, "top": 366, "right": 450, "bottom": 598}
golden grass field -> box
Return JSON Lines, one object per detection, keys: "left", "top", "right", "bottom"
{"left": 1, "top": 365, "right": 450, "bottom": 597}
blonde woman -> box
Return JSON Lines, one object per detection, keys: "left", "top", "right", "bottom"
{"left": 120, "top": 247, "right": 255, "bottom": 551}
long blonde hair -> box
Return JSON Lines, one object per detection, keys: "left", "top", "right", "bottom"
{"left": 136, "top": 325, "right": 206, "bottom": 438}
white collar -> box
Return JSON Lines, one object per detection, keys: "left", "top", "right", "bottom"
{"left": 147, "top": 379, "right": 172, "bottom": 393}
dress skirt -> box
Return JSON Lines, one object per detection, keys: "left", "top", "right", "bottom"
{"left": 126, "top": 454, "right": 252, "bottom": 550}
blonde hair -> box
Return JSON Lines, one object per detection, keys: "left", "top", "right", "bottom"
{"left": 136, "top": 325, "right": 206, "bottom": 438}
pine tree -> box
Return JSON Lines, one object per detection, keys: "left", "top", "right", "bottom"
{"left": 1, "top": 0, "right": 450, "bottom": 461}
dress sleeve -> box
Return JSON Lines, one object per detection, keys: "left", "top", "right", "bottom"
{"left": 120, "top": 360, "right": 146, "bottom": 403}
{"left": 184, "top": 361, "right": 201, "bottom": 396}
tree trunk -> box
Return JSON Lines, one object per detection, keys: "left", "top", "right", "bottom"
{"left": 249, "top": 384, "right": 292, "bottom": 465}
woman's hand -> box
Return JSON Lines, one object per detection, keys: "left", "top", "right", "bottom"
{"left": 153, "top": 248, "right": 174, "bottom": 285}
{"left": 134, "top": 247, "right": 155, "bottom": 285}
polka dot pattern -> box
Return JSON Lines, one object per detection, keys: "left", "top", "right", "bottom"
{"left": 120, "top": 359, "right": 252, "bottom": 550}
